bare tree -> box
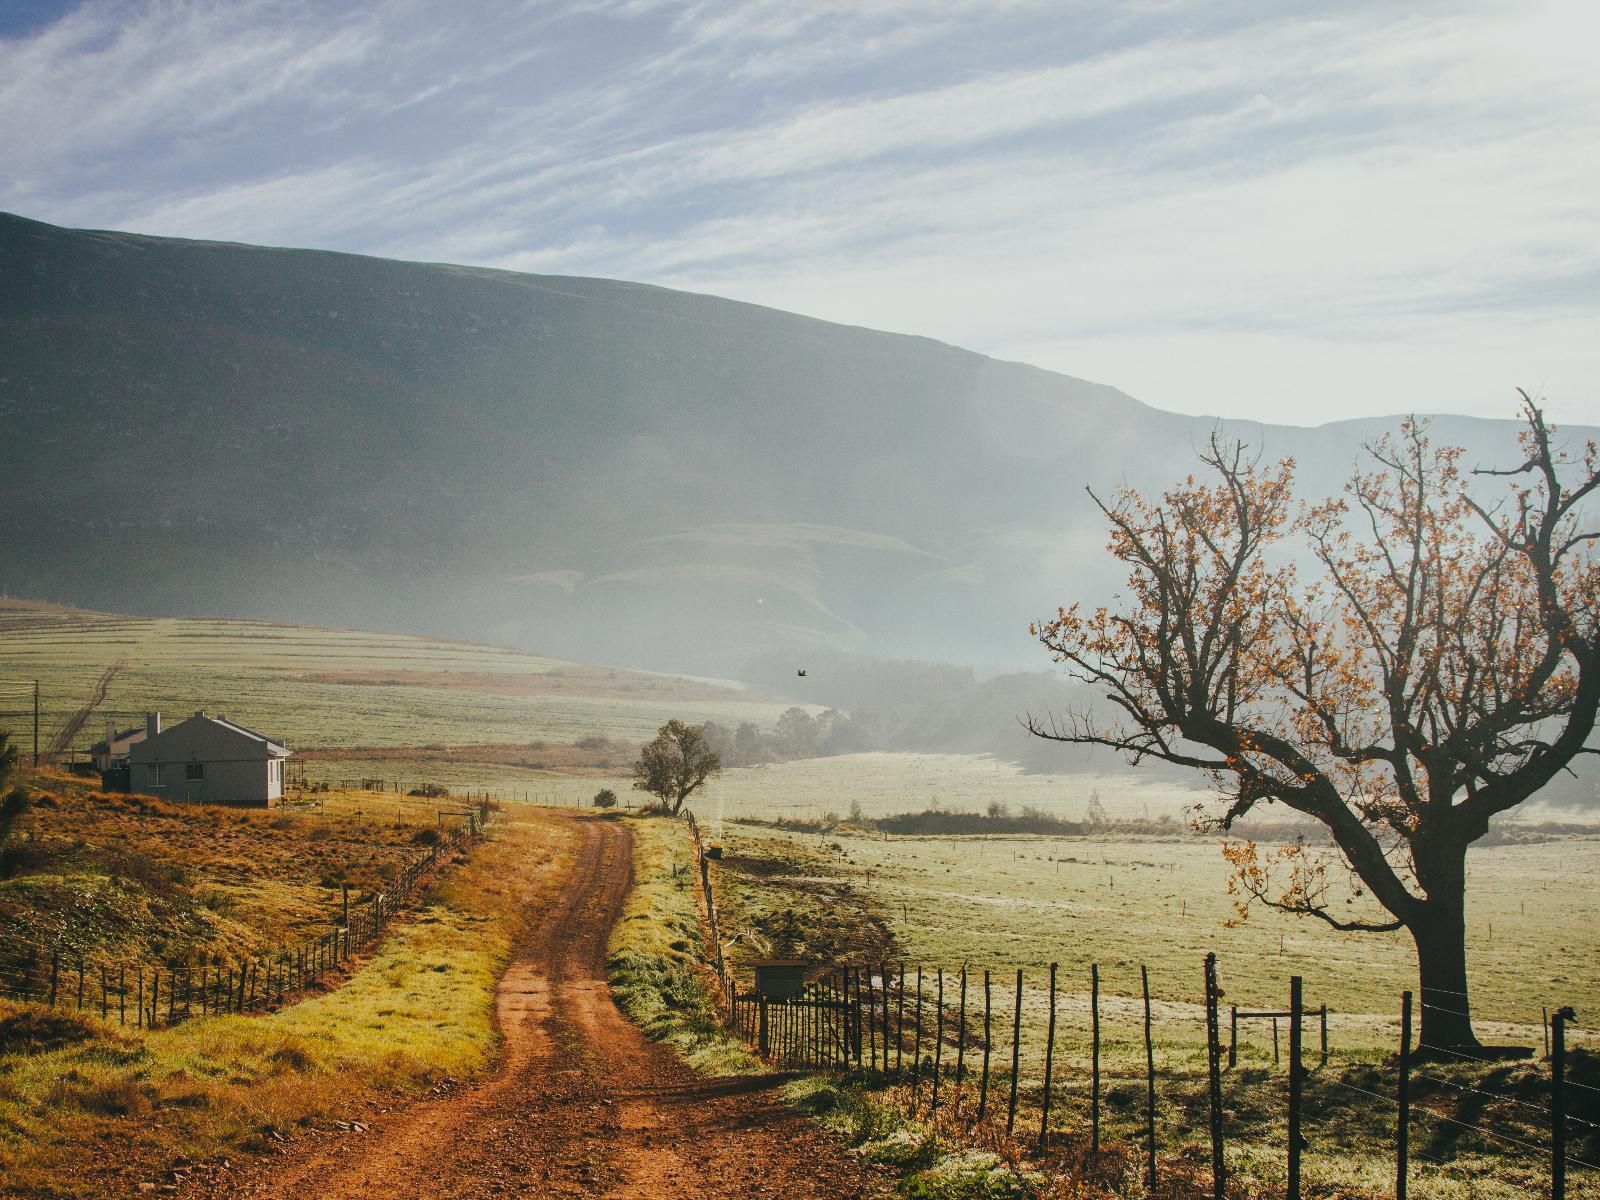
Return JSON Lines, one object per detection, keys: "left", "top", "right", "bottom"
{"left": 632, "top": 720, "right": 722, "bottom": 816}
{"left": 1030, "top": 396, "right": 1600, "bottom": 1049}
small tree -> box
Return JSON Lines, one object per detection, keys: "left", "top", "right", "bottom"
{"left": 632, "top": 720, "right": 722, "bottom": 816}
{"left": 773, "top": 707, "right": 820, "bottom": 759}
{"left": 1030, "top": 399, "right": 1600, "bottom": 1050}
{"left": 592, "top": 788, "right": 618, "bottom": 809}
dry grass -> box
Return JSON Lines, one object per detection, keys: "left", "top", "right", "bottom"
{"left": 0, "top": 807, "right": 575, "bottom": 1199}
{"left": 606, "top": 814, "right": 755, "bottom": 1076}
{"left": 1, "top": 772, "right": 472, "bottom": 966}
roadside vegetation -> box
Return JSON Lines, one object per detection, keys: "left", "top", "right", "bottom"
{"left": 0, "top": 794, "right": 572, "bottom": 1198}
{"left": 606, "top": 813, "right": 754, "bottom": 1076}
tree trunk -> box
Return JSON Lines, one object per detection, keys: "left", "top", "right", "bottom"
{"left": 1409, "top": 892, "right": 1479, "bottom": 1051}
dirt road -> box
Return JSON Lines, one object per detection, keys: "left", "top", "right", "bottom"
{"left": 208, "top": 815, "right": 889, "bottom": 1199}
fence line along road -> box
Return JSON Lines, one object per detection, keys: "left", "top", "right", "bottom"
{"left": 0, "top": 800, "right": 493, "bottom": 1028}
{"left": 683, "top": 810, "right": 1595, "bottom": 1200}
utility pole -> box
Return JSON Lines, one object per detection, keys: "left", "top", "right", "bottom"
{"left": 33, "top": 680, "right": 39, "bottom": 768}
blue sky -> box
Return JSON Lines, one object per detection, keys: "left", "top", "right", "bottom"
{"left": 3, "top": 0, "right": 1597, "bottom": 426}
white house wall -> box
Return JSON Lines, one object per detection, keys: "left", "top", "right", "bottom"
{"left": 128, "top": 716, "right": 285, "bottom": 807}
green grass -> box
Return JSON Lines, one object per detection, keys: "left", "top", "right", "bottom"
{"left": 605, "top": 814, "right": 756, "bottom": 1076}
{"left": 706, "top": 824, "right": 1600, "bottom": 1198}
{"left": 712, "top": 824, "right": 1600, "bottom": 1047}
{"left": 703, "top": 753, "right": 1208, "bottom": 826}
{"left": 0, "top": 604, "right": 795, "bottom": 756}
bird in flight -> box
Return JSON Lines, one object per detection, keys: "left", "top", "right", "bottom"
{"left": 796, "top": 669, "right": 808, "bottom": 677}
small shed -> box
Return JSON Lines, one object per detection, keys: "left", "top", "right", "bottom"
{"left": 751, "top": 959, "right": 809, "bottom": 1001}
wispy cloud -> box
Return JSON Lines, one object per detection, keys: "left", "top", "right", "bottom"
{"left": 2, "top": 0, "right": 1596, "bottom": 425}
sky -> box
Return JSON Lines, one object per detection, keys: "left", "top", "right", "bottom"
{"left": 2, "top": 0, "right": 1597, "bottom": 428}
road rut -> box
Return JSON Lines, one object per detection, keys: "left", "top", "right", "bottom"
{"left": 207, "top": 815, "right": 888, "bottom": 1199}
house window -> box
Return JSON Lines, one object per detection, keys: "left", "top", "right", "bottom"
{"left": 186, "top": 762, "right": 205, "bottom": 782}
{"left": 269, "top": 759, "right": 281, "bottom": 784}
{"left": 149, "top": 763, "right": 165, "bottom": 788}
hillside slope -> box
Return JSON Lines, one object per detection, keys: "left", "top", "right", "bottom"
{"left": 1, "top": 212, "right": 1581, "bottom": 674}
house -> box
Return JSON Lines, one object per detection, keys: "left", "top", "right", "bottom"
{"left": 125, "top": 710, "right": 291, "bottom": 807}
{"left": 90, "top": 722, "right": 149, "bottom": 772}
{"left": 90, "top": 721, "right": 150, "bottom": 790}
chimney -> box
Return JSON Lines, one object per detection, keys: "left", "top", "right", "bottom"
{"left": 106, "top": 721, "right": 116, "bottom": 746}
{"left": 146, "top": 711, "right": 162, "bottom": 739}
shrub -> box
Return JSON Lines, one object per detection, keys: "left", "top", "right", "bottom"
{"left": 592, "top": 788, "right": 618, "bottom": 809}
{"left": 0, "top": 1005, "right": 102, "bottom": 1055}
{"left": 410, "top": 827, "right": 441, "bottom": 846}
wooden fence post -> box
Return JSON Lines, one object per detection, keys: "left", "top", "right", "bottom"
{"left": 880, "top": 962, "right": 890, "bottom": 1074}
{"left": 1142, "top": 964, "right": 1156, "bottom": 1191}
{"left": 956, "top": 964, "right": 968, "bottom": 1112}
{"left": 978, "top": 969, "right": 992, "bottom": 1122}
{"left": 912, "top": 966, "right": 925, "bottom": 1104}
{"left": 1091, "top": 963, "right": 1101, "bottom": 1157}
{"left": 1205, "top": 953, "right": 1225, "bottom": 1200}
{"left": 1229, "top": 1004, "right": 1238, "bottom": 1068}
{"left": 868, "top": 967, "right": 878, "bottom": 1071}
{"left": 1007, "top": 968, "right": 1022, "bottom": 1135}
{"left": 1553, "top": 1005, "right": 1575, "bottom": 1200}
{"left": 853, "top": 968, "right": 864, "bottom": 1069}
{"left": 1397, "top": 991, "right": 1411, "bottom": 1200}
{"left": 932, "top": 968, "right": 946, "bottom": 1119}
{"left": 896, "top": 963, "right": 906, "bottom": 1074}
{"left": 1039, "top": 962, "right": 1058, "bottom": 1152}
{"left": 1288, "top": 975, "right": 1304, "bottom": 1200}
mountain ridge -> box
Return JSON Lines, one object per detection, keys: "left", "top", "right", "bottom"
{"left": 2, "top": 211, "right": 1585, "bottom": 676}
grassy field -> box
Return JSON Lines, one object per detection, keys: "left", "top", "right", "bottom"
{"left": 701, "top": 753, "right": 1210, "bottom": 827}
{"left": 0, "top": 804, "right": 577, "bottom": 1199}
{"left": 0, "top": 602, "right": 796, "bottom": 756}
{"left": 706, "top": 822, "right": 1600, "bottom": 1198}
{"left": 710, "top": 824, "right": 1600, "bottom": 1043}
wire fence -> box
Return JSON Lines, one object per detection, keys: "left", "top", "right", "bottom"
{"left": 684, "top": 813, "right": 1596, "bottom": 1200}
{"left": 0, "top": 800, "right": 492, "bottom": 1027}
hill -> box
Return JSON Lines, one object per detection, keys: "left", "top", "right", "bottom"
{"left": 3, "top": 211, "right": 1583, "bottom": 679}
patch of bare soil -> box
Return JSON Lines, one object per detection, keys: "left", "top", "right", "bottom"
{"left": 192, "top": 815, "right": 890, "bottom": 1200}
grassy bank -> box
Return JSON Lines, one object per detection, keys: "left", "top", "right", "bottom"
{"left": 0, "top": 771, "right": 473, "bottom": 970}
{"left": 0, "top": 808, "right": 574, "bottom": 1199}
{"left": 605, "top": 813, "right": 755, "bottom": 1075}
{"left": 611, "top": 815, "right": 1065, "bottom": 1200}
